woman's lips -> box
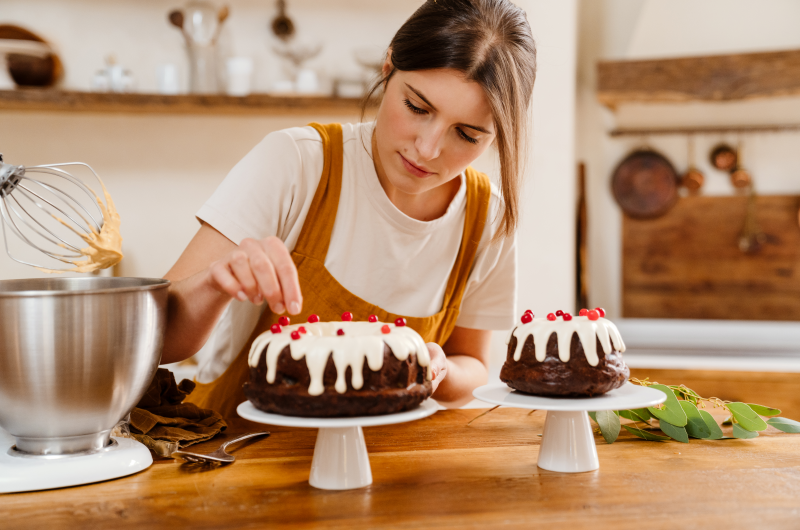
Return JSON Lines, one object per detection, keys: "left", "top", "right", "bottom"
{"left": 399, "top": 154, "right": 434, "bottom": 178}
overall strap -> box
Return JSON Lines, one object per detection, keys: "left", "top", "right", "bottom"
{"left": 441, "top": 166, "right": 492, "bottom": 310}
{"left": 293, "top": 122, "right": 344, "bottom": 262}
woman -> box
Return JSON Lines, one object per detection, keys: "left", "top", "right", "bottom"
{"left": 161, "top": 0, "right": 537, "bottom": 417}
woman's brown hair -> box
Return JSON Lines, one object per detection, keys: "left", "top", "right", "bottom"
{"left": 363, "top": 0, "right": 537, "bottom": 240}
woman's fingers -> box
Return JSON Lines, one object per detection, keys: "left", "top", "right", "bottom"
{"left": 208, "top": 259, "right": 246, "bottom": 300}
{"left": 236, "top": 238, "right": 279, "bottom": 311}
{"left": 228, "top": 249, "right": 261, "bottom": 303}
{"left": 426, "top": 343, "right": 448, "bottom": 393}
{"left": 206, "top": 236, "right": 302, "bottom": 314}
{"left": 261, "top": 236, "right": 302, "bottom": 315}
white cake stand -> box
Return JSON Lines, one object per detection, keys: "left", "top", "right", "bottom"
{"left": 237, "top": 399, "right": 438, "bottom": 490}
{"left": 473, "top": 382, "right": 666, "bottom": 473}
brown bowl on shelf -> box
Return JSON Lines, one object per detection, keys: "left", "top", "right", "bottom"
{"left": 0, "top": 24, "right": 63, "bottom": 87}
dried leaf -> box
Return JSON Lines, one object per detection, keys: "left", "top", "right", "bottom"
{"left": 767, "top": 417, "right": 800, "bottom": 433}
{"left": 622, "top": 424, "right": 670, "bottom": 441}
{"left": 680, "top": 401, "right": 711, "bottom": 439}
{"left": 728, "top": 403, "right": 768, "bottom": 432}
{"left": 596, "top": 410, "right": 620, "bottom": 444}
{"left": 647, "top": 384, "right": 688, "bottom": 427}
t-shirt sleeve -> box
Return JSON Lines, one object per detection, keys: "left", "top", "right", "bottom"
{"left": 455, "top": 193, "right": 518, "bottom": 331}
{"left": 196, "top": 128, "right": 321, "bottom": 246}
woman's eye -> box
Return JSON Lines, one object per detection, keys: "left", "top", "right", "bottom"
{"left": 403, "top": 98, "right": 426, "bottom": 115}
{"left": 457, "top": 128, "right": 479, "bottom": 145}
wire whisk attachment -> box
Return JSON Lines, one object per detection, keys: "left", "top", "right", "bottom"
{"left": 0, "top": 154, "right": 123, "bottom": 273}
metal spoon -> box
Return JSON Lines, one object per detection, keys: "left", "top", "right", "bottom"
{"left": 172, "top": 432, "right": 269, "bottom": 464}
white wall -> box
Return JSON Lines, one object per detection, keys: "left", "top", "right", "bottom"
{"left": 1, "top": 0, "right": 579, "bottom": 372}
{"left": 576, "top": 0, "right": 800, "bottom": 320}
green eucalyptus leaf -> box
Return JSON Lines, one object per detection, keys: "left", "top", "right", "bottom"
{"left": 596, "top": 410, "right": 620, "bottom": 444}
{"left": 732, "top": 423, "right": 759, "bottom": 439}
{"left": 622, "top": 424, "right": 670, "bottom": 441}
{"left": 647, "top": 384, "right": 688, "bottom": 427}
{"left": 659, "top": 420, "right": 689, "bottom": 443}
{"left": 698, "top": 410, "right": 724, "bottom": 440}
{"left": 722, "top": 416, "right": 732, "bottom": 425}
{"left": 747, "top": 404, "right": 781, "bottom": 417}
{"left": 588, "top": 411, "right": 597, "bottom": 424}
{"left": 619, "top": 410, "right": 642, "bottom": 422}
{"left": 728, "top": 403, "right": 769, "bottom": 431}
{"left": 767, "top": 417, "right": 800, "bottom": 433}
{"left": 631, "top": 408, "right": 652, "bottom": 421}
{"left": 680, "top": 401, "right": 711, "bottom": 439}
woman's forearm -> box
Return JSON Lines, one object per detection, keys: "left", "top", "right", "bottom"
{"left": 434, "top": 354, "right": 488, "bottom": 407}
{"left": 160, "top": 269, "right": 233, "bottom": 364}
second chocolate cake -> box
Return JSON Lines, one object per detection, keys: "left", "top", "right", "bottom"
{"left": 500, "top": 309, "right": 629, "bottom": 397}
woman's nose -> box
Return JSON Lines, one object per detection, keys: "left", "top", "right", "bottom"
{"left": 415, "top": 122, "right": 444, "bottom": 161}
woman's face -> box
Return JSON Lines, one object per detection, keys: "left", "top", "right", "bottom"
{"left": 373, "top": 63, "right": 496, "bottom": 199}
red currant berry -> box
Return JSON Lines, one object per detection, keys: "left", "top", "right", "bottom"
{"left": 524, "top": 309, "right": 533, "bottom": 315}
{"left": 521, "top": 313, "right": 533, "bottom": 324}
{"left": 270, "top": 324, "right": 282, "bottom": 334}
{"left": 587, "top": 310, "right": 599, "bottom": 321}
{"left": 547, "top": 313, "right": 556, "bottom": 321}
{"left": 337, "top": 328, "right": 345, "bottom": 336}
{"left": 595, "top": 307, "right": 606, "bottom": 318}
{"left": 394, "top": 317, "right": 407, "bottom": 327}
{"left": 579, "top": 309, "right": 588, "bottom": 316}
{"left": 278, "top": 316, "right": 290, "bottom": 326}
{"left": 298, "top": 326, "right": 307, "bottom": 334}
{"left": 381, "top": 324, "right": 391, "bottom": 334}
{"left": 291, "top": 331, "right": 301, "bottom": 340}
{"left": 368, "top": 314, "right": 378, "bottom": 323}
{"left": 308, "top": 314, "right": 320, "bottom": 323}
{"left": 342, "top": 311, "right": 353, "bottom": 321}
{"left": 563, "top": 313, "right": 573, "bottom": 321}
{"left": 555, "top": 310, "right": 564, "bottom": 317}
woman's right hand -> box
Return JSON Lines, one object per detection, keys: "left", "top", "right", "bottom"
{"left": 205, "top": 236, "right": 302, "bottom": 315}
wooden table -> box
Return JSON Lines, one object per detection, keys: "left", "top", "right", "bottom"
{"left": 3, "top": 408, "right": 800, "bottom": 529}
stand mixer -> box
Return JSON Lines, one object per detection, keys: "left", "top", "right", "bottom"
{"left": 0, "top": 155, "right": 168, "bottom": 493}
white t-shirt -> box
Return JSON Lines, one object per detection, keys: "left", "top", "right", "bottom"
{"left": 193, "top": 122, "right": 516, "bottom": 383}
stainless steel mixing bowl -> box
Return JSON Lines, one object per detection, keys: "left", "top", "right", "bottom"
{"left": 0, "top": 277, "right": 169, "bottom": 455}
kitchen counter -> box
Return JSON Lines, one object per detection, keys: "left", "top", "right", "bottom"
{"left": 2, "top": 408, "right": 800, "bottom": 529}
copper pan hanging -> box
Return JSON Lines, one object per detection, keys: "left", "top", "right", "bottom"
{"left": 611, "top": 149, "right": 679, "bottom": 219}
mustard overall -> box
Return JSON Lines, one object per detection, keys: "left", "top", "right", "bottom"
{"left": 187, "top": 123, "right": 491, "bottom": 418}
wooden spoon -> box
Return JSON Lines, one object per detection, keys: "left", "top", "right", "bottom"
{"left": 271, "top": 0, "right": 295, "bottom": 41}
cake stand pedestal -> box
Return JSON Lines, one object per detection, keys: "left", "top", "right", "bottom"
{"left": 472, "top": 382, "right": 666, "bottom": 473}
{"left": 237, "top": 399, "right": 438, "bottom": 490}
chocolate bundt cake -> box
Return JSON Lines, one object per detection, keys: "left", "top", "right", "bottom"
{"left": 500, "top": 308, "right": 629, "bottom": 397}
{"left": 244, "top": 316, "right": 432, "bottom": 417}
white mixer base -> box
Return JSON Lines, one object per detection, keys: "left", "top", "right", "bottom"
{"left": 0, "top": 428, "right": 152, "bottom": 493}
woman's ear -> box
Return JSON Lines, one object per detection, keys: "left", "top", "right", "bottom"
{"left": 382, "top": 49, "right": 394, "bottom": 78}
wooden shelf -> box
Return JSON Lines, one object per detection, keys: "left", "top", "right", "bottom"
{"left": 598, "top": 48, "right": 800, "bottom": 108}
{"left": 0, "top": 89, "right": 369, "bottom": 115}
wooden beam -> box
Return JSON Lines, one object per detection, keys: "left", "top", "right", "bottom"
{"left": 598, "top": 48, "right": 800, "bottom": 108}
{"left": 0, "top": 89, "right": 372, "bottom": 116}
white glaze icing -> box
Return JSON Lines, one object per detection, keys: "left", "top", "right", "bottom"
{"left": 504, "top": 316, "right": 625, "bottom": 367}
{"left": 248, "top": 321, "right": 431, "bottom": 396}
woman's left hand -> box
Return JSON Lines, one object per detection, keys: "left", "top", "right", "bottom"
{"left": 426, "top": 342, "right": 448, "bottom": 393}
